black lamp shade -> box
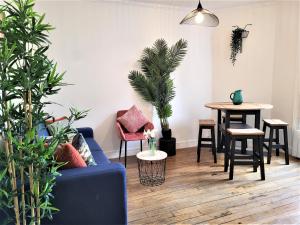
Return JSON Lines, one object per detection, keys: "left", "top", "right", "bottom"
{"left": 180, "top": 1, "right": 219, "bottom": 27}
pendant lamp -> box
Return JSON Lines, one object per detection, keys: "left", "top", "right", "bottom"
{"left": 180, "top": 0, "right": 219, "bottom": 27}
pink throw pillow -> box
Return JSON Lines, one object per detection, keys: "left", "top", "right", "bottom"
{"left": 117, "top": 105, "right": 149, "bottom": 133}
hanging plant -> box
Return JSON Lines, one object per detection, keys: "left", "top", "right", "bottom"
{"left": 230, "top": 24, "right": 252, "bottom": 65}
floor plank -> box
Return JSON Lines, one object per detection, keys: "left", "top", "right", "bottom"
{"left": 112, "top": 147, "right": 300, "bottom": 224}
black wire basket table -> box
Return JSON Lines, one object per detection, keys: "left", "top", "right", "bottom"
{"left": 136, "top": 150, "right": 167, "bottom": 186}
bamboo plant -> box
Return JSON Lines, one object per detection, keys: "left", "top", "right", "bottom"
{"left": 0, "top": 0, "right": 87, "bottom": 224}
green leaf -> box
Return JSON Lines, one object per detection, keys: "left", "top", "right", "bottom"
{"left": 0, "top": 168, "right": 7, "bottom": 182}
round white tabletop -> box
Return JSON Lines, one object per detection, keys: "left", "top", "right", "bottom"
{"left": 136, "top": 150, "right": 167, "bottom": 161}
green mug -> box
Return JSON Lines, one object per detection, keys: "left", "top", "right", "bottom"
{"left": 230, "top": 90, "right": 243, "bottom": 105}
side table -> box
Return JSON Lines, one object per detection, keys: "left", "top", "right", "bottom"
{"left": 136, "top": 150, "right": 167, "bottom": 186}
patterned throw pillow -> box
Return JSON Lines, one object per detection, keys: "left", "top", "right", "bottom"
{"left": 117, "top": 105, "right": 149, "bottom": 133}
{"left": 54, "top": 144, "right": 87, "bottom": 170}
{"left": 72, "top": 133, "right": 97, "bottom": 166}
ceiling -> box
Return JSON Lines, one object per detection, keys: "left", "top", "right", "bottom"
{"left": 122, "top": 0, "right": 273, "bottom": 9}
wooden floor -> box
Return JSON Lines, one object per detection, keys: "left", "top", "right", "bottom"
{"left": 114, "top": 148, "right": 300, "bottom": 224}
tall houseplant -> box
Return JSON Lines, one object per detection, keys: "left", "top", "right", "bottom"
{"left": 0, "top": 0, "right": 87, "bottom": 224}
{"left": 129, "top": 39, "right": 187, "bottom": 138}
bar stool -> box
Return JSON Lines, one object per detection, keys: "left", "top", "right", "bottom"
{"left": 197, "top": 119, "right": 217, "bottom": 163}
{"left": 262, "top": 119, "right": 289, "bottom": 165}
{"left": 225, "top": 128, "right": 265, "bottom": 180}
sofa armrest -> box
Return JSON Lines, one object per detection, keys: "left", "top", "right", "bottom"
{"left": 76, "top": 127, "right": 94, "bottom": 138}
{"left": 44, "top": 163, "right": 127, "bottom": 225}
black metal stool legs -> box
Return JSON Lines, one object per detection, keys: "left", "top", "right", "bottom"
{"left": 259, "top": 136, "right": 265, "bottom": 180}
{"left": 224, "top": 134, "right": 230, "bottom": 172}
{"left": 275, "top": 129, "right": 280, "bottom": 156}
{"left": 197, "top": 125, "right": 203, "bottom": 163}
{"left": 211, "top": 127, "right": 217, "bottom": 163}
{"left": 267, "top": 128, "right": 274, "bottom": 164}
{"left": 252, "top": 138, "right": 258, "bottom": 172}
{"left": 229, "top": 138, "right": 236, "bottom": 180}
{"left": 283, "top": 127, "right": 289, "bottom": 165}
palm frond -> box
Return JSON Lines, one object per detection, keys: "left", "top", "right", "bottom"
{"left": 167, "top": 39, "right": 188, "bottom": 74}
{"left": 128, "top": 70, "right": 156, "bottom": 103}
{"left": 153, "top": 39, "right": 168, "bottom": 58}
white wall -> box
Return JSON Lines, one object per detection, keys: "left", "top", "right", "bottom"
{"left": 271, "top": 1, "right": 299, "bottom": 126}
{"left": 35, "top": 1, "right": 213, "bottom": 158}
{"left": 35, "top": 0, "right": 299, "bottom": 158}
{"left": 211, "top": 2, "right": 277, "bottom": 123}
{"left": 211, "top": 1, "right": 299, "bottom": 149}
{"left": 271, "top": 1, "right": 299, "bottom": 154}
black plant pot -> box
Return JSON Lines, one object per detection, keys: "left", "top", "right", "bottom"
{"left": 162, "top": 129, "right": 172, "bottom": 140}
{"left": 159, "top": 137, "right": 176, "bottom": 156}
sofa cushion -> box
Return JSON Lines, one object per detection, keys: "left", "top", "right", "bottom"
{"left": 117, "top": 105, "right": 148, "bottom": 133}
{"left": 85, "top": 138, "right": 110, "bottom": 164}
{"left": 55, "top": 144, "right": 87, "bottom": 169}
{"left": 72, "top": 133, "right": 97, "bottom": 166}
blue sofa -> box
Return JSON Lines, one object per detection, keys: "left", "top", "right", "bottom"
{"left": 0, "top": 127, "right": 127, "bottom": 225}
{"left": 44, "top": 127, "right": 127, "bottom": 225}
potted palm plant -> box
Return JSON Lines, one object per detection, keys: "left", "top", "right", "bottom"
{"left": 0, "top": 0, "right": 87, "bottom": 224}
{"left": 128, "top": 39, "right": 187, "bottom": 154}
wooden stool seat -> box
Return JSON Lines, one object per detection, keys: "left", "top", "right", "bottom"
{"left": 263, "top": 119, "right": 289, "bottom": 165}
{"left": 227, "top": 128, "right": 264, "bottom": 136}
{"left": 263, "top": 119, "right": 288, "bottom": 126}
{"left": 221, "top": 123, "right": 252, "bottom": 131}
{"left": 199, "top": 119, "right": 215, "bottom": 126}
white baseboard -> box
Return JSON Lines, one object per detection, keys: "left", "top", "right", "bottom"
{"left": 106, "top": 139, "right": 198, "bottom": 159}
{"left": 176, "top": 139, "right": 198, "bottom": 149}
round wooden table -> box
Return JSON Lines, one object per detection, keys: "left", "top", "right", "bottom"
{"left": 205, "top": 102, "right": 273, "bottom": 152}
{"left": 205, "top": 102, "right": 273, "bottom": 111}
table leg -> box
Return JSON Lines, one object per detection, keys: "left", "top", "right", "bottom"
{"left": 241, "top": 113, "right": 247, "bottom": 154}
{"left": 224, "top": 111, "right": 231, "bottom": 172}
{"left": 255, "top": 110, "right": 261, "bottom": 129}
{"left": 217, "top": 109, "right": 222, "bottom": 152}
